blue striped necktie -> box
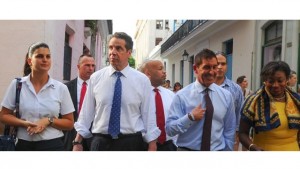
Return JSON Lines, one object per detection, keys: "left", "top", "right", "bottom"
{"left": 108, "top": 71, "right": 122, "bottom": 138}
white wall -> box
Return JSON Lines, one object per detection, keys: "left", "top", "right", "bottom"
{"left": 0, "top": 20, "right": 92, "bottom": 102}
{"left": 162, "top": 21, "right": 256, "bottom": 88}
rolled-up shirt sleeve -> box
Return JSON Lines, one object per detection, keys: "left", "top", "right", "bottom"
{"left": 166, "top": 95, "right": 194, "bottom": 137}
{"left": 74, "top": 81, "right": 95, "bottom": 139}
{"left": 141, "top": 79, "right": 161, "bottom": 143}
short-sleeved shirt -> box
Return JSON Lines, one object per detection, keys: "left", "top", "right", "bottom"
{"left": 1, "top": 75, "right": 75, "bottom": 141}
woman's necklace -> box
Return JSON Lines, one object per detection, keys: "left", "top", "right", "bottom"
{"left": 273, "top": 95, "right": 286, "bottom": 101}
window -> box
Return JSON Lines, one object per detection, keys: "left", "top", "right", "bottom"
{"left": 156, "top": 20, "right": 163, "bottom": 29}
{"left": 63, "top": 32, "right": 72, "bottom": 81}
{"left": 189, "top": 55, "right": 194, "bottom": 83}
{"left": 223, "top": 39, "right": 233, "bottom": 80}
{"left": 265, "top": 21, "right": 282, "bottom": 44}
{"left": 165, "top": 20, "right": 169, "bottom": 30}
{"left": 263, "top": 21, "right": 283, "bottom": 66}
{"left": 155, "top": 38, "right": 162, "bottom": 46}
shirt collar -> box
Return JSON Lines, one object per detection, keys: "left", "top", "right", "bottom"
{"left": 195, "top": 79, "right": 216, "bottom": 93}
{"left": 24, "top": 74, "right": 56, "bottom": 89}
{"left": 109, "top": 64, "right": 130, "bottom": 78}
{"left": 151, "top": 86, "right": 163, "bottom": 92}
{"left": 77, "top": 77, "right": 89, "bottom": 85}
{"left": 219, "top": 76, "right": 230, "bottom": 88}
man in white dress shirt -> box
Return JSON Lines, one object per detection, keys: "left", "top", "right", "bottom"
{"left": 63, "top": 54, "right": 95, "bottom": 151}
{"left": 140, "top": 60, "right": 177, "bottom": 151}
{"left": 73, "top": 32, "right": 160, "bottom": 151}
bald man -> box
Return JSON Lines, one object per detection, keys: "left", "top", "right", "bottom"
{"left": 140, "top": 60, "right": 177, "bottom": 151}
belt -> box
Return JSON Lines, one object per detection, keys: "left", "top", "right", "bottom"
{"left": 93, "top": 132, "right": 142, "bottom": 140}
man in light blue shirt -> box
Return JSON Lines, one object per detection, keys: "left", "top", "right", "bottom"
{"left": 215, "top": 51, "right": 244, "bottom": 151}
{"left": 166, "top": 48, "right": 236, "bottom": 151}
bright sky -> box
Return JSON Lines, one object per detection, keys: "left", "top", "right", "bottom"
{"left": 113, "top": 19, "right": 137, "bottom": 49}
{"left": 113, "top": 19, "right": 137, "bottom": 39}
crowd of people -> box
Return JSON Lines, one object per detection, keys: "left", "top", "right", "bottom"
{"left": 0, "top": 32, "right": 299, "bottom": 151}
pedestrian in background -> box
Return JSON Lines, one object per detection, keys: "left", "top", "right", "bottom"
{"left": 62, "top": 54, "right": 95, "bottom": 151}
{"left": 173, "top": 82, "right": 182, "bottom": 94}
{"left": 287, "top": 70, "right": 297, "bottom": 92}
{"left": 140, "top": 60, "right": 177, "bottom": 151}
{"left": 0, "top": 42, "right": 74, "bottom": 151}
{"left": 73, "top": 32, "right": 160, "bottom": 151}
{"left": 215, "top": 51, "right": 244, "bottom": 151}
{"left": 163, "top": 79, "right": 172, "bottom": 90}
{"left": 239, "top": 61, "right": 300, "bottom": 151}
{"left": 166, "top": 48, "right": 236, "bottom": 151}
{"left": 236, "top": 75, "right": 253, "bottom": 99}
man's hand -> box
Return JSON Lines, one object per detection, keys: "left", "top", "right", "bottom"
{"left": 73, "top": 144, "right": 83, "bottom": 151}
{"left": 191, "top": 104, "right": 206, "bottom": 121}
{"left": 148, "top": 140, "right": 157, "bottom": 151}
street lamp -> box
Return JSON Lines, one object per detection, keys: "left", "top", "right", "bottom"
{"left": 182, "top": 49, "right": 189, "bottom": 61}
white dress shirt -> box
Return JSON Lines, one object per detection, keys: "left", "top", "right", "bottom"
{"left": 74, "top": 65, "right": 160, "bottom": 143}
{"left": 151, "top": 86, "right": 177, "bottom": 144}
{"left": 77, "top": 77, "right": 90, "bottom": 110}
{"left": 1, "top": 75, "right": 75, "bottom": 141}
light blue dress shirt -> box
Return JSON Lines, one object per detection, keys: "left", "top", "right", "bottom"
{"left": 219, "top": 77, "right": 244, "bottom": 130}
{"left": 166, "top": 80, "right": 236, "bottom": 151}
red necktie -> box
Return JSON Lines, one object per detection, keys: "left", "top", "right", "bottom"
{"left": 154, "top": 88, "right": 166, "bottom": 144}
{"left": 201, "top": 88, "right": 214, "bottom": 151}
{"left": 78, "top": 81, "right": 87, "bottom": 114}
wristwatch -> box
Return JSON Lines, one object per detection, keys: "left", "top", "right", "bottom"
{"left": 72, "top": 140, "right": 82, "bottom": 146}
{"left": 48, "top": 117, "right": 54, "bottom": 126}
{"left": 188, "top": 113, "right": 195, "bottom": 121}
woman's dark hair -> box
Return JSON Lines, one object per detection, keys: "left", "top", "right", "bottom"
{"left": 260, "top": 61, "right": 291, "bottom": 82}
{"left": 23, "top": 53, "right": 31, "bottom": 76}
{"left": 23, "top": 42, "right": 50, "bottom": 76}
{"left": 28, "top": 42, "right": 49, "bottom": 58}
{"left": 236, "top": 75, "right": 246, "bottom": 84}
{"left": 173, "top": 82, "right": 182, "bottom": 91}
{"left": 110, "top": 32, "right": 133, "bottom": 51}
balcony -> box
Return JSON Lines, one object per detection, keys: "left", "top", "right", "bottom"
{"left": 161, "top": 20, "right": 208, "bottom": 54}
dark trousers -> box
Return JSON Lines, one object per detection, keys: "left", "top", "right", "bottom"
{"left": 91, "top": 132, "right": 145, "bottom": 151}
{"left": 16, "top": 138, "right": 64, "bottom": 151}
{"left": 157, "top": 140, "right": 177, "bottom": 151}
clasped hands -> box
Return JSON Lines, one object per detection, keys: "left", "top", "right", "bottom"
{"left": 191, "top": 104, "right": 206, "bottom": 121}
{"left": 25, "top": 118, "right": 50, "bottom": 135}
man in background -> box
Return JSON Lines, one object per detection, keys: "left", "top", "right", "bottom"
{"left": 140, "top": 60, "right": 177, "bottom": 151}
{"left": 215, "top": 51, "right": 244, "bottom": 151}
{"left": 63, "top": 54, "right": 95, "bottom": 151}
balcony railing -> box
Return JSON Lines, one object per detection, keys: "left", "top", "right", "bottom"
{"left": 161, "top": 20, "right": 208, "bottom": 54}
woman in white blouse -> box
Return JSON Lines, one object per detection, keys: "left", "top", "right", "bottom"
{"left": 0, "top": 42, "right": 74, "bottom": 151}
